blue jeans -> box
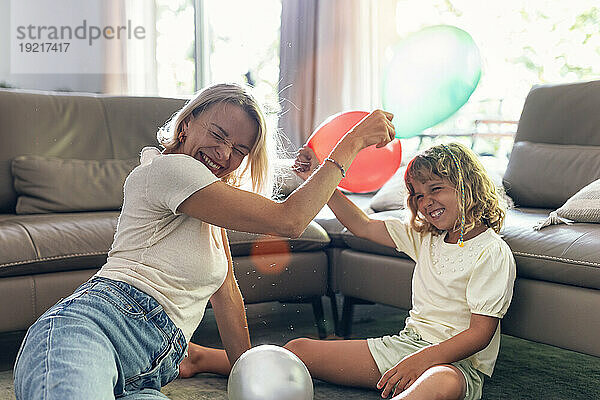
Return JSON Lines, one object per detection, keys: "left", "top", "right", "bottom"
{"left": 13, "top": 277, "right": 187, "bottom": 399}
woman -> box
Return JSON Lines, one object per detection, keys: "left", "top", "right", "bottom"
{"left": 13, "top": 82, "right": 395, "bottom": 399}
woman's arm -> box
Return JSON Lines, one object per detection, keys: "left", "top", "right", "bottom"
{"left": 209, "top": 229, "right": 251, "bottom": 366}
{"left": 177, "top": 110, "right": 394, "bottom": 237}
{"left": 377, "top": 313, "right": 498, "bottom": 397}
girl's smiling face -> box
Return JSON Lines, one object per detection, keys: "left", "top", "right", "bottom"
{"left": 411, "top": 175, "right": 460, "bottom": 233}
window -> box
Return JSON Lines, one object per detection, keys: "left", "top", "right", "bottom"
{"left": 156, "top": 0, "right": 196, "bottom": 96}
{"left": 155, "top": 0, "right": 281, "bottom": 131}
{"left": 197, "top": 0, "right": 282, "bottom": 130}
{"left": 387, "top": 0, "right": 600, "bottom": 156}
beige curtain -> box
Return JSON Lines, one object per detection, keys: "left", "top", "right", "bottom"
{"left": 278, "top": 0, "right": 397, "bottom": 150}
{"left": 278, "top": 0, "right": 318, "bottom": 150}
{"left": 102, "top": 1, "right": 127, "bottom": 94}
{"left": 103, "top": 0, "right": 158, "bottom": 95}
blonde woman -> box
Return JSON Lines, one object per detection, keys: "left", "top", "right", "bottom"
{"left": 13, "top": 83, "right": 395, "bottom": 399}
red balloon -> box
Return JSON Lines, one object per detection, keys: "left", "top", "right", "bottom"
{"left": 307, "top": 111, "right": 402, "bottom": 193}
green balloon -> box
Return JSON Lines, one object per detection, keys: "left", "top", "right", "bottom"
{"left": 382, "top": 25, "right": 482, "bottom": 138}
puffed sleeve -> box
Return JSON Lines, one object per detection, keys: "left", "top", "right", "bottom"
{"left": 144, "top": 154, "right": 219, "bottom": 215}
{"left": 466, "top": 239, "right": 516, "bottom": 318}
{"left": 382, "top": 218, "right": 423, "bottom": 261}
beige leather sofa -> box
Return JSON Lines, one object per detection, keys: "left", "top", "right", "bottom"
{"left": 324, "top": 80, "right": 600, "bottom": 358}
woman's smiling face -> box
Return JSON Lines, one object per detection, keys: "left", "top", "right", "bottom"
{"left": 412, "top": 175, "right": 460, "bottom": 233}
{"left": 178, "top": 102, "right": 258, "bottom": 178}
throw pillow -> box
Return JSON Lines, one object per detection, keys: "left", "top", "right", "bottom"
{"left": 369, "top": 166, "right": 408, "bottom": 212}
{"left": 535, "top": 178, "right": 600, "bottom": 230}
{"left": 12, "top": 155, "right": 139, "bottom": 214}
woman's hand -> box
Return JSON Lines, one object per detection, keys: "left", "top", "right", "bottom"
{"left": 376, "top": 347, "right": 434, "bottom": 398}
{"left": 345, "top": 109, "right": 395, "bottom": 150}
{"left": 292, "top": 146, "right": 319, "bottom": 181}
{"left": 292, "top": 109, "right": 395, "bottom": 181}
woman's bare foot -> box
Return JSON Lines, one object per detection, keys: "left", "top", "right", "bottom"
{"left": 178, "top": 344, "right": 203, "bottom": 378}
{"left": 179, "top": 342, "right": 231, "bottom": 378}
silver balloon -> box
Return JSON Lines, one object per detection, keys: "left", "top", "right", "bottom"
{"left": 227, "top": 345, "right": 314, "bottom": 400}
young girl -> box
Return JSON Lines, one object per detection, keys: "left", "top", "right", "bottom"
{"left": 288, "top": 142, "right": 516, "bottom": 400}
{"left": 178, "top": 142, "right": 515, "bottom": 400}
{"left": 12, "top": 83, "right": 395, "bottom": 399}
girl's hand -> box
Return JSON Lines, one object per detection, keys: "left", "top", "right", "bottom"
{"left": 292, "top": 146, "right": 319, "bottom": 181}
{"left": 376, "top": 347, "right": 434, "bottom": 398}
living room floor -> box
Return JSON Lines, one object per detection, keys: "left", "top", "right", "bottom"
{"left": 1, "top": 299, "right": 599, "bottom": 399}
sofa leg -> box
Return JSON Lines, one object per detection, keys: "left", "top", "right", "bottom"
{"left": 327, "top": 291, "right": 340, "bottom": 338}
{"left": 340, "top": 296, "right": 356, "bottom": 338}
{"left": 339, "top": 296, "right": 375, "bottom": 338}
{"left": 311, "top": 297, "right": 328, "bottom": 339}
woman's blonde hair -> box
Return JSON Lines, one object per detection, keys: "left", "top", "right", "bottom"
{"left": 404, "top": 142, "right": 506, "bottom": 235}
{"left": 158, "top": 83, "right": 274, "bottom": 196}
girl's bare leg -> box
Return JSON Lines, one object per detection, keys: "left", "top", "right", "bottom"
{"left": 284, "top": 338, "right": 465, "bottom": 400}
{"left": 284, "top": 337, "right": 381, "bottom": 389}
{"left": 179, "top": 342, "right": 230, "bottom": 378}
{"left": 389, "top": 364, "right": 466, "bottom": 400}
{"left": 180, "top": 337, "right": 383, "bottom": 390}
{"left": 180, "top": 340, "right": 465, "bottom": 400}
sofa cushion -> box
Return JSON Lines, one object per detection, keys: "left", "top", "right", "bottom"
{"left": 313, "top": 216, "right": 348, "bottom": 248}
{"left": 233, "top": 253, "right": 329, "bottom": 303}
{"left": 12, "top": 156, "right": 138, "bottom": 214}
{"left": 515, "top": 81, "right": 600, "bottom": 147}
{"left": 0, "top": 89, "right": 186, "bottom": 214}
{"left": 503, "top": 141, "right": 600, "bottom": 209}
{"left": 226, "top": 221, "right": 330, "bottom": 257}
{"left": 502, "top": 208, "right": 600, "bottom": 290}
{"left": 369, "top": 165, "right": 408, "bottom": 212}
{"left": 0, "top": 213, "right": 331, "bottom": 278}
{"left": 333, "top": 249, "right": 415, "bottom": 309}
{"left": 0, "top": 90, "right": 113, "bottom": 213}
{"left": 0, "top": 211, "right": 119, "bottom": 277}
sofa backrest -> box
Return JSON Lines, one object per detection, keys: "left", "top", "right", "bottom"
{"left": 503, "top": 80, "right": 600, "bottom": 208}
{"left": 0, "top": 89, "right": 187, "bottom": 213}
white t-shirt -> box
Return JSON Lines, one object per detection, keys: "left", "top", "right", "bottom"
{"left": 96, "top": 147, "right": 227, "bottom": 342}
{"left": 383, "top": 218, "right": 516, "bottom": 377}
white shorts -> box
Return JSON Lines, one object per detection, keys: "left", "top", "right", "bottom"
{"left": 367, "top": 328, "right": 484, "bottom": 400}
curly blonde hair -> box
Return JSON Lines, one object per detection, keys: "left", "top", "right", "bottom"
{"left": 157, "top": 83, "right": 276, "bottom": 197}
{"left": 404, "top": 142, "right": 506, "bottom": 235}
